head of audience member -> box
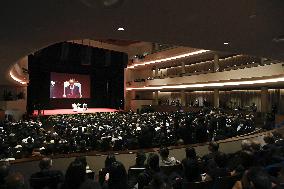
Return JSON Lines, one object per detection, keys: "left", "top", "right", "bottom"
{"left": 74, "top": 156, "right": 87, "bottom": 168}
{"left": 185, "top": 147, "right": 197, "bottom": 160}
{"left": 214, "top": 152, "right": 228, "bottom": 168}
{"left": 108, "top": 161, "right": 128, "bottom": 189}
{"left": 135, "top": 151, "right": 146, "bottom": 167}
{"left": 208, "top": 142, "right": 219, "bottom": 153}
{"left": 272, "top": 131, "right": 283, "bottom": 140}
{"left": 241, "top": 140, "right": 252, "bottom": 151}
{"left": 63, "top": 161, "right": 86, "bottom": 189}
{"left": 264, "top": 135, "right": 275, "bottom": 145}
{"left": 148, "top": 172, "right": 172, "bottom": 189}
{"left": 159, "top": 147, "right": 170, "bottom": 160}
{"left": 39, "top": 157, "right": 52, "bottom": 171}
{"left": 105, "top": 154, "right": 116, "bottom": 168}
{"left": 246, "top": 167, "right": 272, "bottom": 189}
{"left": 0, "top": 162, "right": 10, "bottom": 185}
{"left": 240, "top": 150, "right": 255, "bottom": 170}
{"left": 183, "top": 159, "right": 201, "bottom": 182}
{"left": 147, "top": 153, "right": 160, "bottom": 172}
{"left": 251, "top": 140, "right": 261, "bottom": 152}
{"left": 4, "top": 172, "right": 25, "bottom": 189}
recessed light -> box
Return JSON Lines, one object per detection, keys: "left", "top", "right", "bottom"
{"left": 223, "top": 42, "right": 229, "bottom": 45}
{"left": 117, "top": 27, "right": 125, "bottom": 31}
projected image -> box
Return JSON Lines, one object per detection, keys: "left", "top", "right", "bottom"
{"left": 50, "top": 73, "right": 90, "bottom": 99}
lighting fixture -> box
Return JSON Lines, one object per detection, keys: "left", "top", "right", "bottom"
{"left": 127, "top": 50, "right": 210, "bottom": 68}
{"left": 126, "top": 76, "right": 284, "bottom": 91}
{"left": 117, "top": 27, "right": 125, "bottom": 31}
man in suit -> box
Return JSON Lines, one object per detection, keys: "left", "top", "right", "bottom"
{"left": 64, "top": 79, "right": 81, "bottom": 98}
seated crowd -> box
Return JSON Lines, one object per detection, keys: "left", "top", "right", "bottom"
{"left": 0, "top": 109, "right": 255, "bottom": 159}
{"left": 2, "top": 132, "right": 284, "bottom": 189}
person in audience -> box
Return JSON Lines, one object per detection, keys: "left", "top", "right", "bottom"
{"left": 61, "top": 161, "right": 101, "bottom": 189}
{"left": 233, "top": 150, "right": 255, "bottom": 175}
{"left": 30, "top": 157, "right": 64, "bottom": 189}
{"left": 182, "top": 158, "right": 202, "bottom": 182}
{"left": 0, "top": 162, "right": 10, "bottom": 188}
{"left": 202, "top": 141, "right": 221, "bottom": 169}
{"left": 159, "top": 147, "right": 180, "bottom": 166}
{"left": 103, "top": 161, "right": 128, "bottom": 189}
{"left": 99, "top": 154, "right": 116, "bottom": 186}
{"left": 263, "top": 134, "right": 276, "bottom": 151}
{"left": 232, "top": 167, "right": 276, "bottom": 189}
{"left": 207, "top": 152, "right": 231, "bottom": 180}
{"left": 182, "top": 147, "right": 198, "bottom": 164}
{"left": 130, "top": 151, "right": 146, "bottom": 169}
{"left": 144, "top": 173, "right": 173, "bottom": 189}
{"left": 128, "top": 151, "right": 147, "bottom": 188}
{"left": 138, "top": 153, "right": 163, "bottom": 189}
{"left": 273, "top": 131, "right": 284, "bottom": 147}
{"left": 5, "top": 172, "right": 26, "bottom": 189}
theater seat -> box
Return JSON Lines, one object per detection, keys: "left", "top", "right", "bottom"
{"left": 213, "top": 174, "right": 242, "bottom": 189}
{"left": 30, "top": 175, "right": 61, "bottom": 189}
{"left": 160, "top": 164, "right": 182, "bottom": 176}
{"left": 182, "top": 180, "right": 213, "bottom": 189}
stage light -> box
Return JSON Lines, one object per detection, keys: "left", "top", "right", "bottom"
{"left": 224, "top": 42, "right": 229, "bottom": 45}
{"left": 117, "top": 27, "right": 125, "bottom": 31}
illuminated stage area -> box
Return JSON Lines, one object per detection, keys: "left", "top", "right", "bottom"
{"left": 33, "top": 108, "right": 119, "bottom": 116}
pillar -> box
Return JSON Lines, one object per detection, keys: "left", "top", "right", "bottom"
{"left": 125, "top": 90, "right": 135, "bottom": 111}
{"left": 181, "top": 90, "right": 186, "bottom": 106}
{"left": 181, "top": 62, "right": 186, "bottom": 74}
{"left": 261, "top": 87, "right": 269, "bottom": 113}
{"left": 214, "top": 54, "right": 220, "bottom": 72}
{"left": 153, "top": 91, "right": 159, "bottom": 105}
{"left": 155, "top": 67, "right": 159, "bottom": 77}
{"left": 214, "top": 89, "right": 219, "bottom": 108}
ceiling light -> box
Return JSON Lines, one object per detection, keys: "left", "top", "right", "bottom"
{"left": 117, "top": 27, "right": 125, "bottom": 31}
{"left": 223, "top": 42, "right": 229, "bottom": 45}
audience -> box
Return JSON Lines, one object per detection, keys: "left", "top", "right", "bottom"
{"left": 0, "top": 109, "right": 256, "bottom": 160}
{"left": 2, "top": 109, "right": 284, "bottom": 189}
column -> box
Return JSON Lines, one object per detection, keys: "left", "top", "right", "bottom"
{"left": 214, "top": 54, "right": 220, "bottom": 72}
{"left": 153, "top": 91, "right": 159, "bottom": 105}
{"left": 261, "top": 87, "right": 269, "bottom": 113}
{"left": 181, "top": 62, "right": 186, "bottom": 74}
{"left": 181, "top": 90, "right": 186, "bottom": 106}
{"left": 154, "top": 67, "right": 159, "bottom": 77}
{"left": 125, "top": 90, "right": 135, "bottom": 111}
{"left": 214, "top": 89, "right": 219, "bottom": 108}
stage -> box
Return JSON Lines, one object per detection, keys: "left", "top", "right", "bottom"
{"left": 33, "top": 108, "right": 119, "bottom": 116}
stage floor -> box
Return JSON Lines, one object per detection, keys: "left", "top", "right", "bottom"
{"left": 33, "top": 108, "right": 118, "bottom": 116}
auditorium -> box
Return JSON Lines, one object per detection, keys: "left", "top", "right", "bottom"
{"left": 1, "top": 1, "right": 284, "bottom": 189}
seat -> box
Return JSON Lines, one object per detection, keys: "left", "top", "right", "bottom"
{"left": 182, "top": 180, "right": 214, "bottom": 189}
{"left": 212, "top": 174, "right": 242, "bottom": 189}
{"left": 30, "top": 175, "right": 61, "bottom": 189}
{"left": 128, "top": 167, "right": 146, "bottom": 179}
{"left": 128, "top": 167, "right": 146, "bottom": 188}
{"left": 160, "top": 164, "right": 182, "bottom": 176}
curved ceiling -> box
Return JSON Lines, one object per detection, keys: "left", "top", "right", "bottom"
{"left": 1, "top": 0, "right": 284, "bottom": 85}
